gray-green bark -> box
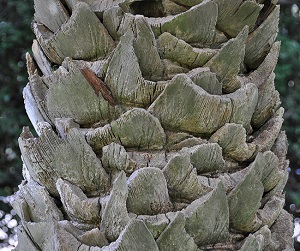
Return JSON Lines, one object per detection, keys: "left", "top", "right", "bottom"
{"left": 13, "top": 0, "right": 294, "bottom": 250}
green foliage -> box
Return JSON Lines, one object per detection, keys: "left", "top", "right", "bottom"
{"left": 0, "top": 0, "right": 34, "bottom": 196}
{"left": 276, "top": 32, "right": 300, "bottom": 158}
{"left": 274, "top": 4, "right": 300, "bottom": 216}
{"left": 275, "top": 5, "right": 300, "bottom": 164}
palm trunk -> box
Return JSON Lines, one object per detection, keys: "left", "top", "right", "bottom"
{"left": 12, "top": 0, "right": 294, "bottom": 250}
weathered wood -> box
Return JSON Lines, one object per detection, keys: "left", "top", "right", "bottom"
{"left": 104, "top": 29, "right": 165, "bottom": 106}
{"left": 136, "top": 214, "right": 169, "bottom": 239}
{"left": 12, "top": 181, "right": 63, "bottom": 223}
{"left": 245, "top": 6, "right": 280, "bottom": 69}
{"left": 205, "top": 26, "right": 248, "bottom": 93}
{"left": 161, "top": 59, "right": 190, "bottom": 80}
{"left": 127, "top": 167, "right": 172, "bottom": 215}
{"left": 80, "top": 67, "right": 117, "bottom": 106}
{"left": 20, "top": 221, "right": 83, "bottom": 251}
{"left": 19, "top": 123, "right": 110, "bottom": 197}
{"left": 271, "top": 131, "right": 288, "bottom": 166}
{"left": 102, "top": 143, "right": 136, "bottom": 178}
{"left": 168, "top": 137, "right": 206, "bottom": 151}
{"left": 33, "top": 2, "right": 115, "bottom": 64}
{"left": 185, "top": 143, "right": 225, "bottom": 174}
{"left": 182, "top": 181, "right": 229, "bottom": 245}
{"left": 156, "top": 212, "right": 198, "bottom": 251}
{"left": 216, "top": 1, "right": 262, "bottom": 37}
{"left": 103, "top": 7, "right": 125, "bottom": 40}
{"left": 80, "top": 0, "right": 125, "bottom": 14}
{"left": 166, "top": 132, "right": 206, "bottom": 149}
{"left": 269, "top": 210, "right": 295, "bottom": 250}
{"left": 161, "top": 0, "right": 189, "bottom": 15}
{"left": 15, "top": 226, "right": 40, "bottom": 251}
{"left": 14, "top": 1, "right": 294, "bottom": 250}
{"left": 258, "top": 151, "right": 281, "bottom": 192}
{"left": 56, "top": 178, "right": 100, "bottom": 224}
{"left": 101, "top": 219, "right": 159, "bottom": 251}
{"left": 210, "top": 123, "right": 256, "bottom": 161}
{"left": 238, "top": 233, "right": 264, "bottom": 251}
{"left": 244, "top": 41, "right": 281, "bottom": 88}
{"left": 11, "top": 190, "right": 31, "bottom": 223}
{"left": 252, "top": 107, "right": 284, "bottom": 153}
{"left": 148, "top": 74, "right": 231, "bottom": 135}
{"left": 225, "top": 83, "right": 258, "bottom": 132}
{"left": 163, "top": 0, "right": 217, "bottom": 44}
{"left": 187, "top": 67, "right": 222, "bottom": 95}
{"left": 115, "top": 13, "right": 135, "bottom": 38}
{"left": 26, "top": 52, "right": 37, "bottom": 78}
{"left": 172, "top": 0, "right": 204, "bottom": 7}
{"left": 23, "top": 84, "right": 48, "bottom": 135}
{"left": 132, "top": 15, "right": 164, "bottom": 81}
{"left": 28, "top": 74, "right": 52, "bottom": 124}
{"left": 78, "top": 228, "right": 109, "bottom": 247}
{"left": 149, "top": 74, "right": 258, "bottom": 136}
{"left": 34, "top": 0, "right": 69, "bottom": 33}
{"left": 127, "top": 150, "right": 169, "bottom": 170}
{"left": 31, "top": 39, "right": 53, "bottom": 76}
{"left": 86, "top": 108, "right": 166, "bottom": 150}
{"left": 258, "top": 194, "right": 285, "bottom": 227}
{"left": 227, "top": 153, "right": 265, "bottom": 233}
{"left": 100, "top": 171, "right": 130, "bottom": 242}
{"left": 157, "top": 32, "right": 217, "bottom": 68}
{"left": 162, "top": 152, "right": 204, "bottom": 202}
{"left": 251, "top": 73, "right": 281, "bottom": 128}
{"left": 214, "top": 0, "right": 243, "bottom": 26}
{"left": 261, "top": 169, "right": 289, "bottom": 207}
{"left": 252, "top": 226, "right": 278, "bottom": 251}
{"left": 45, "top": 59, "right": 124, "bottom": 125}
{"left": 146, "top": 0, "right": 217, "bottom": 44}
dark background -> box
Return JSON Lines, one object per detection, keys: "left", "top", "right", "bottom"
{"left": 0, "top": 0, "right": 299, "bottom": 249}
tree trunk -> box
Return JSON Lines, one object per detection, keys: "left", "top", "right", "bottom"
{"left": 12, "top": 0, "right": 294, "bottom": 250}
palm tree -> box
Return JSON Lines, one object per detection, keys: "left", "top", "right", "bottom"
{"left": 12, "top": 0, "right": 294, "bottom": 250}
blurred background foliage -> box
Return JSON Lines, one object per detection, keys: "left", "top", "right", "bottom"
{"left": 0, "top": 0, "right": 299, "bottom": 249}
{"left": 0, "top": 0, "right": 33, "bottom": 248}
{"left": 0, "top": 0, "right": 33, "bottom": 198}
{"left": 276, "top": 3, "right": 300, "bottom": 219}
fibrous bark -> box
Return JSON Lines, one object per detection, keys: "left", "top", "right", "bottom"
{"left": 13, "top": 0, "right": 294, "bottom": 250}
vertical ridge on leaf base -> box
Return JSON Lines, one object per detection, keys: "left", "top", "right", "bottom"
{"left": 245, "top": 6, "right": 280, "bottom": 69}
{"left": 33, "top": 0, "right": 69, "bottom": 33}
{"left": 132, "top": 15, "right": 164, "bottom": 81}
{"left": 102, "top": 220, "right": 159, "bottom": 251}
{"left": 215, "top": 1, "right": 262, "bottom": 37}
{"left": 56, "top": 178, "right": 100, "bottom": 224}
{"left": 45, "top": 59, "right": 123, "bottom": 125}
{"left": 162, "top": 153, "right": 204, "bottom": 202}
{"left": 156, "top": 212, "right": 198, "bottom": 251}
{"left": 86, "top": 108, "right": 166, "bottom": 150}
{"left": 210, "top": 123, "right": 256, "bottom": 161}
{"left": 127, "top": 167, "right": 173, "bottom": 215}
{"left": 182, "top": 181, "right": 229, "bottom": 246}
{"left": 157, "top": 32, "right": 217, "bottom": 68}
{"left": 12, "top": 181, "right": 63, "bottom": 223}
{"left": 33, "top": 2, "right": 115, "bottom": 64}
{"left": 100, "top": 171, "right": 129, "bottom": 242}
{"left": 104, "top": 29, "right": 164, "bottom": 106}
{"left": 19, "top": 123, "right": 110, "bottom": 197}
{"left": 160, "top": 0, "right": 218, "bottom": 44}
{"left": 205, "top": 26, "right": 249, "bottom": 93}
{"left": 227, "top": 153, "right": 271, "bottom": 233}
